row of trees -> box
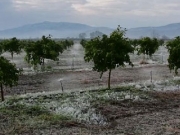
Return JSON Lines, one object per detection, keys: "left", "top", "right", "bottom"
{"left": 0, "top": 35, "right": 74, "bottom": 101}
{"left": 23, "top": 35, "right": 73, "bottom": 69}
{"left": 81, "top": 26, "right": 179, "bottom": 89}
{"left": 1, "top": 26, "right": 180, "bottom": 101}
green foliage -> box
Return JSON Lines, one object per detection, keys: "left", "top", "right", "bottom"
{"left": 58, "top": 39, "right": 74, "bottom": 50}
{"left": 0, "top": 56, "right": 19, "bottom": 101}
{"left": 84, "top": 26, "right": 133, "bottom": 89}
{"left": 0, "top": 56, "right": 19, "bottom": 86}
{"left": 1, "top": 37, "right": 22, "bottom": 59}
{"left": 0, "top": 103, "right": 49, "bottom": 116}
{"left": 80, "top": 39, "right": 87, "bottom": 48}
{"left": 158, "top": 39, "right": 165, "bottom": 46}
{"left": 135, "top": 37, "right": 160, "bottom": 57}
{"left": 24, "top": 35, "right": 64, "bottom": 69}
{"left": 166, "top": 36, "right": 180, "bottom": 74}
{"left": 129, "top": 39, "right": 139, "bottom": 52}
{"left": 37, "top": 113, "right": 71, "bottom": 124}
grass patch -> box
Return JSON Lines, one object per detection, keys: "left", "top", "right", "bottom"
{"left": 0, "top": 102, "right": 73, "bottom": 134}
{"left": 37, "top": 113, "right": 71, "bottom": 125}
{"left": 0, "top": 103, "right": 49, "bottom": 117}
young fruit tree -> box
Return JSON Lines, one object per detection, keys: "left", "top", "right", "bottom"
{"left": 83, "top": 26, "right": 133, "bottom": 89}
{"left": 166, "top": 36, "right": 180, "bottom": 75}
{"left": 24, "top": 35, "right": 63, "bottom": 70}
{"left": 2, "top": 37, "right": 22, "bottom": 59}
{"left": 133, "top": 37, "right": 160, "bottom": 61}
{"left": 0, "top": 56, "right": 19, "bottom": 101}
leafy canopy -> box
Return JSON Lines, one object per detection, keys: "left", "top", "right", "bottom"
{"left": 85, "top": 26, "right": 133, "bottom": 72}
{"left": 0, "top": 56, "right": 19, "bottom": 86}
{"left": 135, "top": 37, "right": 160, "bottom": 57}
{"left": 2, "top": 37, "right": 22, "bottom": 59}
{"left": 166, "top": 36, "right": 180, "bottom": 74}
{"left": 0, "top": 56, "right": 19, "bottom": 101}
{"left": 84, "top": 26, "right": 133, "bottom": 88}
{"left": 24, "top": 35, "right": 63, "bottom": 67}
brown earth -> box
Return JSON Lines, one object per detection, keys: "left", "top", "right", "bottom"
{"left": 8, "top": 91, "right": 180, "bottom": 135}
{"left": 2, "top": 44, "right": 180, "bottom": 134}
{"left": 4, "top": 64, "right": 173, "bottom": 96}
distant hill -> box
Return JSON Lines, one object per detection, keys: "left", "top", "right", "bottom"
{"left": 0, "top": 21, "right": 180, "bottom": 39}
{"left": 0, "top": 21, "right": 113, "bottom": 39}
{"left": 127, "top": 23, "right": 180, "bottom": 39}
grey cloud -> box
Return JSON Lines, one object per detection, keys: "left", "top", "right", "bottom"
{"left": 0, "top": 0, "right": 180, "bottom": 30}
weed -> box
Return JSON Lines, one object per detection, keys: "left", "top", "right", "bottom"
{"left": 37, "top": 113, "right": 71, "bottom": 124}
{"left": 0, "top": 103, "right": 49, "bottom": 117}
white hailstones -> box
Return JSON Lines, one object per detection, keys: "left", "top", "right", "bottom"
{"left": 173, "top": 76, "right": 180, "bottom": 81}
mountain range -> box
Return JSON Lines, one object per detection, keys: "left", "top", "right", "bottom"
{"left": 0, "top": 21, "right": 180, "bottom": 39}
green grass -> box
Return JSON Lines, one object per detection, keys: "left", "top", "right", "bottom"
{"left": 0, "top": 103, "right": 72, "bottom": 134}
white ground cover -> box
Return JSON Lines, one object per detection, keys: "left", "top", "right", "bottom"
{"left": 0, "top": 86, "right": 150, "bottom": 125}
{"left": 1, "top": 75, "right": 180, "bottom": 126}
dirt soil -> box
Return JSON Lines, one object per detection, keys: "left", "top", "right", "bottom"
{"left": 7, "top": 91, "right": 180, "bottom": 135}
{"left": 2, "top": 64, "right": 180, "bottom": 135}
{"left": 4, "top": 64, "right": 173, "bottom": 96}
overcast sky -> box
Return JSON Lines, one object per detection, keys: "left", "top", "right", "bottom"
{"left": 0, "top": 0, "right": 180, "bottom": 30}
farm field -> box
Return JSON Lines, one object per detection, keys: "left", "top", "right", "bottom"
{"left": 1, "top": 42, "right": 180, "bottom": 135}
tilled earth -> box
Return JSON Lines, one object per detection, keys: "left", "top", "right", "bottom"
{"left": 2, "top": 91, "right": 180, "bottom": 135}
{"left": 4, "top": 64, "right": 173, "bottom": 96}
{"left": 2, "top": 44, "right": 180, "bottom": 134}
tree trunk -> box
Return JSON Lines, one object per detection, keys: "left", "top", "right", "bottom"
{"left": 11, "top": 52, "right": 13, "bottom": 60}
{"left": 41, "top": 58, "right": 45, "bottom": 71}
{"left": 0, "top": 83, "right": 4, "bottom": 101}
{"left": 108, "top": 69, "right": 112, "bottom": 89}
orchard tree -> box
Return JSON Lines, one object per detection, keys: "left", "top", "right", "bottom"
{"left": 0, "top": 56, "right": 19, "bottom": 101}
{"left": 56, "top": 39, "right": 74, "bottom": 50}
{"left": 166, "top": 36, "right": 180, "bottom": 75}
{"left": 84, "top": 26, "right": 133, "bottom": 89}
{"left": 136, "top": 37, "right": 160, "bottom": 59}
{"left": 24, "top": 35, "right": 63, "bottom": 70}
{"left": 2, "top": 37, "right": 22, "bottom": 59}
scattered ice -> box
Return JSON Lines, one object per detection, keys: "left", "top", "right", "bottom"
{"left": 173, "top": 76, "right": 180, "bottom": 81}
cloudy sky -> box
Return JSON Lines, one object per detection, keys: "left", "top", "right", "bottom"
{"left": 0, "top": 0, "right": 180, "bottom": 30}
